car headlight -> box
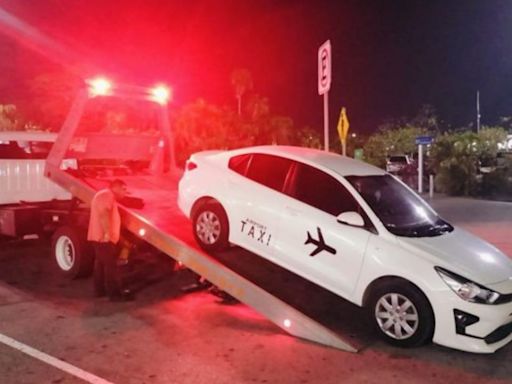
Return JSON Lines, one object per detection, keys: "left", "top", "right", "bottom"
{"left": 435, "top": 267, "right": 501, "bottom": 304}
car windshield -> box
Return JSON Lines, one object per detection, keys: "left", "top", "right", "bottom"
{"left": 346, "top": 175, "right": 453, "bottom": 237}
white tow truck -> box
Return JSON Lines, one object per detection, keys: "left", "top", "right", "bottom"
{"left": 0, "top": 130, "right": 95, "bottom": 277}
{"left": 0, "top": 77, "right": 359, "bottom": 353}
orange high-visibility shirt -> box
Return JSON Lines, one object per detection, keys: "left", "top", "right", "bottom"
{"left": 87, "top": 189, "right": 121, "bottom": 244}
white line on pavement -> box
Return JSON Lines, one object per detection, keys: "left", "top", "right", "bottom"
{"left": 0, "top": 333, "right": 115, "bottom": 384}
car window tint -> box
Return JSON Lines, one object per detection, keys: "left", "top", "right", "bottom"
{"left": 228, "top": 154, "right": 251, "bottom": 176}
{"left": 290, "top": 162, "right": 358, "bottom": 216}
{"left": 246, "top": 154, "right": 292, "bottom": 192}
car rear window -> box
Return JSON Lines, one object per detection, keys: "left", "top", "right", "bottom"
{"left": 228, "top": 154, "right": 251, "bottom": 176}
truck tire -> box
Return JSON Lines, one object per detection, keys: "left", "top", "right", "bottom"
{"left": 51, "top": 226, "right": 94, "bottom": 279}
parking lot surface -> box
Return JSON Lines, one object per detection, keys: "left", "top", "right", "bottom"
{"left": 0, "top": 196, "right": 511, "bottom": 384}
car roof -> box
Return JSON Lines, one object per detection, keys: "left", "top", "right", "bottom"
{"left": 0, "top": 131, "right": 57, "bottom": 143}
{"left": 228, "top": 145, "right": 386, "bottom": 177}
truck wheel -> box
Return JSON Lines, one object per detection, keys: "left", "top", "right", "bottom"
{"left": 192, "top": 203, "right": 229, "bottom": 252}
{"left": 51, "top": 226, "right": 94, "bottom": 279}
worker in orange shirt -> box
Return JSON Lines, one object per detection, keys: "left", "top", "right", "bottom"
{"left": 87, "top": 179, "right": 133, "bottom": 301}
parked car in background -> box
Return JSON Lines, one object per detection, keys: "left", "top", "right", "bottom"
{"left": 178, "top": 145, "right": 512, "bottom": 354}
{"left": 386, "top": 155, "right": 412, "bottom": 174}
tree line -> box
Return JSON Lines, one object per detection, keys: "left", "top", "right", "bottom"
{"left": 1, "top": 69, "right": 511, "bottom": 198}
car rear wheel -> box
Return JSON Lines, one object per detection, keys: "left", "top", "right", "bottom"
{"left": 368, "top": 280, "right": 434, "bottom": 347}
{"left": 192, "top": 203, "right": 229, "bottom": 252}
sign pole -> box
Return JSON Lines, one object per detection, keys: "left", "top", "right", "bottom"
{"left": 418, "top": 144, "right": 423, "bottom": 193}
{"left": 415, "top": 135, "right": 433, "bottom": 194}
{"left": 324, "top": 92, "right": 329, "bottom": 152}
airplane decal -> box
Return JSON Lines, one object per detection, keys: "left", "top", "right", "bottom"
{"left": 305, "top": 227, "right": 337, "bottom": 257}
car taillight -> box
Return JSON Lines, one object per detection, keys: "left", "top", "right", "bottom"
{"left": 186, "top": 161, "right": 197, "bottom": 171}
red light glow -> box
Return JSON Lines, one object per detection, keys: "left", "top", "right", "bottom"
{"left": 149, "top": 84, "right": 172, "bottom": 105}
{"left": 87, "top": 77, "right": 112, "bottom": 97}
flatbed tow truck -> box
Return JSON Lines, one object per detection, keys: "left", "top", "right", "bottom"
{"left": 7, "top": 77, "right": 359, "bottom": 353}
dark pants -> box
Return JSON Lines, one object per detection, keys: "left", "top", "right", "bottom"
{"left": 92, "top": 242, "right": 122, "bottom": 298}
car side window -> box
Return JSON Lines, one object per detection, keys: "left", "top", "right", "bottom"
{"left": 245, "top": 154, "right": 292, "bottom": 192}
{"left": 228, "top": 154, "right": 251, "bottom": 176}
{"left": 288, "top": 162, "right": 358, "bottom": 216}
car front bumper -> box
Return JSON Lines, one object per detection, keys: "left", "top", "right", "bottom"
{"left": 431, "top": 290, "right": 512, "bottom": 353}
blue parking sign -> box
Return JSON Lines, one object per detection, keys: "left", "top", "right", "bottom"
{"left": 416, "top": 136, "right": 433, "bottom": 145}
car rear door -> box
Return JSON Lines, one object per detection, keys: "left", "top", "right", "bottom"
{"left": 226, "top": 153, "right": 293, "bottom": 260}
{"left": 277, "top": 161, "right": 372, "bottom": 300}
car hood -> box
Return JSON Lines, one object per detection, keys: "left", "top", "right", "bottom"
{"left": 397, "top": 226, "right": 512, "bottom": 285}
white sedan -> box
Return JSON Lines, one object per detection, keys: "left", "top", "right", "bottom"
{"left": 178, "top": 145, "right": 512, "bottom": 353}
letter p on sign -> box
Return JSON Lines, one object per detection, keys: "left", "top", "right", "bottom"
{"left": 318, "top": 40, "right": 332, "bottom": 95}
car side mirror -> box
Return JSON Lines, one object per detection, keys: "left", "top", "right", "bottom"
{"left": 337, "top": 211, "right": 365, "bottom": 227}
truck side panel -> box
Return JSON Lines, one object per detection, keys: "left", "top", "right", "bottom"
{"left": 0, "top": 159, "right": 71, "bottom": 205}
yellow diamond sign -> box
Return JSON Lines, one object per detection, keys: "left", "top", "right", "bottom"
{"left": 337, "top": 107, "right": 350, "bottom": 144}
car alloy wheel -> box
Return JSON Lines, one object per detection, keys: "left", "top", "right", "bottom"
{"left": 192, "top": 202, "right": 230, "bottom": 252}
{"left": 375, "top": 293, "right": 419, "bottom": 340}
{"left": 368, "top": 280, "right": 434, "bottom": 347}
{"left": 196, "top": 210, "right": 222, "bottom": 245}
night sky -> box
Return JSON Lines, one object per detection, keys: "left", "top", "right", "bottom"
{"left": 0, "top": 0, "right": 511, "bottom": 134}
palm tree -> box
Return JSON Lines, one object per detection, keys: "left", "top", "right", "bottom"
{"left": 270, "top": 116, "right": 293, "bottom": 145}
{"left": 0, "top": 105, "right": 21, "bottom": 131}
{"left": 230, "top": 68, "right": 253, "bottom": 116}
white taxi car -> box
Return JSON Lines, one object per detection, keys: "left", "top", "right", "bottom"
{"left": 178, "top": 146, "right": 512, "bottom": 353}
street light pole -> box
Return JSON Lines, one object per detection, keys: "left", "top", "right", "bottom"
{"left": 476, "top": 90, "right": 481, "bottom": 133}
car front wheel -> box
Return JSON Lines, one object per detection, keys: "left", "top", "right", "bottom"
{"left": 368, "top": 281, "right": 434, "bottom": 348}
{"left": 192, "top": 202, "right": 229, "bottom": 252}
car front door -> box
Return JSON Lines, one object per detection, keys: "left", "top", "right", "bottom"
{"left": 226, "top": 153, "right": 293, "bottom": 260}
{"left": 277, "top": 161, "right": 372, "bottom": 300}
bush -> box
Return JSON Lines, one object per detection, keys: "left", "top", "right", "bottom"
{"left": 431, "top": 128, "right": 508, "bottom": 196}
{"left": 363, "top": 126, "right": 425, "bottom": 168}
{"left": 479, "top": 159, "right": 512, "bottom": 198}
{"left": 480, "top": 171, "right": 508, "bottom": 197}
{"left": 436, "top": 159, "right": 479, "bottom": 196}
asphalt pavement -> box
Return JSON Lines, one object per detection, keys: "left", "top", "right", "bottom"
{"left": 0, "top": 196, "right": 511, "bottom": 384}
